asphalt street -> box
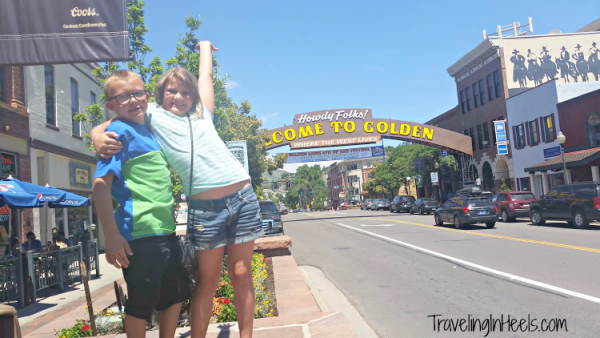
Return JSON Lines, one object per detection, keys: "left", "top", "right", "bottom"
{"left": 282, "top": 208, "right": 600, "bottom": 337}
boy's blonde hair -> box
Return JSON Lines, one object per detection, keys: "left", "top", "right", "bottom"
{"left": 103, "top": 70, "right": 142, "bottom": 98}
{"left": 154, "top": 67, "right": 203, "bottom": 116}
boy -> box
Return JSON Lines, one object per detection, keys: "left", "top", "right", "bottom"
{"left": 93, "top": 70, "right": 189, "bottom": 338}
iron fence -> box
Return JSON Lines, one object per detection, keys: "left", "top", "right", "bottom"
{"left": 1, "top": 239, "right": 99, "bottom": 308}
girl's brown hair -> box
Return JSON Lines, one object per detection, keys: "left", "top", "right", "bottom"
{"left": 154, "top": 67, "right": 204, "bottom": 116}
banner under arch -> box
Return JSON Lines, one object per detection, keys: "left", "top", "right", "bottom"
{"left": 265, "top": 109, "right": 473, "bottom": 156}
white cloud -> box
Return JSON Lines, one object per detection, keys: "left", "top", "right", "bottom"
{"left": 260, "top": 112, "right": 279, "bottom": 122}
{"left": 225, "top": 80, "right": 240, "bottom": 89}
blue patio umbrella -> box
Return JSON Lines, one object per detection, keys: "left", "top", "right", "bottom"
{"left": 45, "top": 186, "right": 90, "bottom": 208}
{"left": 0, "top": 180, "right": 41, "bottom": 208}
{"left": 0, "top": 177, "right": 66, "bottom": 204}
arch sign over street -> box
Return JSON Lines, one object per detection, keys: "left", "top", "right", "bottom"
{"left": 265, "top": 109, "right": 473, "bottom": 156}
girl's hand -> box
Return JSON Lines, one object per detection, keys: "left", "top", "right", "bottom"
{"left": 195, "top": 41, "right": 218, "bottom": 52}
{"left": 94, "top": 132, "right": 123, "bottom": 159}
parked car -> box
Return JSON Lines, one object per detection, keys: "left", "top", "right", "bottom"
{"left": 482, "top": 191, "right": 494, "bottom": 199}
{"left": 492, "top": 191, "right": 536, "bottom": 222}
{"left": 410, "top": 198, "right": 441, "bottom": 215}
{"left": 259, "top": 200, "right": 284, "bottom": 235}
{"left": 529, "top": 182, "right": 600, "bottom": 229}
{"left": 390, "top": 195, "right": 416, "bottom": 213}
{"left": 361, "top": 199, "right": 374, "bottom": 210}
{"left": 279, "top": 206, "right": 289, "bottom": 215}
{"left": 371, "top": 199, "right": 390, "bottom": 210}
{"left": 434, "top": 187, "right": 498, "bottom": 229}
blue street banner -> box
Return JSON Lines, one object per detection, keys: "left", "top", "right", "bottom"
{"left": 494, "top": 121, "right": 506, "bottom": 144}
{"left": 283, "top": 146, "right": 384, "bottom": 163}
{"left": 497, "top": 144, "right": 508, "bottom": 155}
{"left": 543, "top": 146, "right": 561, "bottom": 159}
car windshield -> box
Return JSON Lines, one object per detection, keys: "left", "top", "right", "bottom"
{"left": 467, "top": 198, "right": 492, "bottom": 207}
{"left": 511, "top": 193, "right": 535, "bottom": 201}
{"left": 422, "top": 198, "right": 437, "bottom": 203}
{"left": 260, "top": 203, "right": 278, "bottom": 214}
{"left": 376, "top": 199, "right": 387, "bottom": 202}
{"left": 401, "top": 196, "right": 416, "bottom": 202}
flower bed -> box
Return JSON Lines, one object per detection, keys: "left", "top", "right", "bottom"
{"left": 55, "top": 253, "right": 277, "bottom": 337}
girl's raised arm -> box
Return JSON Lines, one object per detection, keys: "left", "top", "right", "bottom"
{"left": 196, "top": 41, "right": 218, "bottom": 114}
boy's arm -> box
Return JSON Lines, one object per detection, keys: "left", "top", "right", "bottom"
{"left": 196, "top": 41, "right": 218, "bottom": 114}
{"left": 93, "top": 174, "right": 133, "bottom": 269}
{"left": 90, "top": 120, "right": 123, "bottom": 159}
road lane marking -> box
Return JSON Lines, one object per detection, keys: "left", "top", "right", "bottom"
{"left": 336, "top": 222, "right": 600, "bottom": 304}
{"left": 369, "top": 218, "right": 600, "bottom": 254}
{"left": 301, "top": 213, "right": 343, "bottom": 218}
{"left": 360, "top": 224, "right": 394, "bottom": 227}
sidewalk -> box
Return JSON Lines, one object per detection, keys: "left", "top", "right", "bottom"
{"left": 20, "top": 238, "right": 371, "bottom": 337}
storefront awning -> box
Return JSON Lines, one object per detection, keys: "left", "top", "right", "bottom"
{"left": 525, "top": 147, "right": 600, "bottom": 173}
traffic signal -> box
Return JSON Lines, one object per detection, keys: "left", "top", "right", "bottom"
{"left": 273, "top": 182, "right": 277, "bottom": 189}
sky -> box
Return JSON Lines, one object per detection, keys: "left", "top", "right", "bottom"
{"left": 142, "top": 0, "right": 599, "bottom": 172}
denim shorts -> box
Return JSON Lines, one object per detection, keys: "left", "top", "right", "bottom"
{"left": 187, "top": 185, "right": 264, "bottom": 250}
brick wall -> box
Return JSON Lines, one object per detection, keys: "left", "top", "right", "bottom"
{"left": 557, "top": 89, "right": 600, "bottom": 149}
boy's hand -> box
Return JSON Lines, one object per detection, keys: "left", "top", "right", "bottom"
{"left": 195, "top": 41, "right": 218, "bottom": 52}
{"left": 104, "top": 234, "right": 133, "bottom": 269}
{"left": 94, "top": 132, "right": 123, "bottom": 159}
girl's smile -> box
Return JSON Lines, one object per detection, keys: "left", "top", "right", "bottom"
{"left": 163, "top": 78, "right": 193, "bottom": 116}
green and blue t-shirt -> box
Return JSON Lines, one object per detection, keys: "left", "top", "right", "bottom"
{"left": 94, "top": 120, "right": 175, "bottom": 241}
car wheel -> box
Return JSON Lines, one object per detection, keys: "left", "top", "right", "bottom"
{"left": 501, "top": 210, "right": 511, "bottom": 223}
{"left": 410, "top": 208, "right": 414, "bottom": 214}
{"left": 485, "top": 222, "right": 496, "bottom": 228}
{"left": 530, "top": 209, "right": 546, "bottom": 226}
{"left": 573, "top": 209, "right": 589, "bottom": 229}
{"left": 435, "top": 214, "right": 443, "bottom": 226}
{"left": 454, "top": 215, "right": 463, "bottom": 229}
{"left": 419, "top": 208, "right": 423, "bottom": 215}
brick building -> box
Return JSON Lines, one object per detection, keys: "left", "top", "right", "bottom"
{"left": 0, "top": 65, "right": 34, "bottom": 242}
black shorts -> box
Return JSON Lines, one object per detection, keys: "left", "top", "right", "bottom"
{"left": 122, "top": 234, "right": 191, "bottom": 320}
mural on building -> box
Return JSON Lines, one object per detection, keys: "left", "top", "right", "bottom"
{"left": 506, "top": 35, "right": 600, "bottom": 88}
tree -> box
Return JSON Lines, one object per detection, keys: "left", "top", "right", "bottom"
{"left": 499, "top": 179, "right": 511, "bottom": 192}
{"left": 283, "top": 165, "right": 328, "bottom": 209}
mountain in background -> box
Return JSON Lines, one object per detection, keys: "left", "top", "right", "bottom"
{"left": 262, "top": 169, "right": 290, "bottom": 181}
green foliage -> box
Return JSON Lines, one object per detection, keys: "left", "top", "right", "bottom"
{"left": 170, "top": 167, "right": 184, "bottom": 219}
{"left": 365, "top": 143, "right": 459, "bottom": 196}
{"left": 499, "top": 179, "right": 511, "bottom": 192}
{"left": 283, "top": 165, "right": 328, "bottom": 209}
{"left": 276, "top": 193, "right": 284, "bottom": 200}
{"left": 271, "top": 197, "right": 278, "bottom": 205}
{"left": 72, "top": 104, "right": 105, "bottom": 151}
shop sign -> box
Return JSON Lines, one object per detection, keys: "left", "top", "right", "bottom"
{"left": 0, "top": 153, "right": 16, "bottom": 177}
{"left": 69, "top": 162, "right": 92, "bottom": 189}
{"left": 0, "top": 0, "right": 129, "bottom": 66}
{"left": 265, "top": 109, "right": 473, "bottom": 155}
{"left": 543, "top": 146, "right": 561, "bottom": 159}
{"left": 431, "top": 172, "right": 439, "bottom": 185}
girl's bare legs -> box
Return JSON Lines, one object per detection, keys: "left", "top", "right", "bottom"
{"left": 190, "top": 247, "right": 225, "bottom": 338}
{"left": 227, "top": 241, "right": 256, "bottom": 338}
{"left": 189, "top": 241, "right": 256, "bottom": 338}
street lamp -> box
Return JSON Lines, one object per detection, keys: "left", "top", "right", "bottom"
{"left": 557, "top": 131, "right": 569, "bottom": 184}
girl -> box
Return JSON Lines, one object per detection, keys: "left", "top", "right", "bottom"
{"left": 91, "top": 41, "right": 262, "bottom": 338}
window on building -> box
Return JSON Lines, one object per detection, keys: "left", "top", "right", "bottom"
{"left": 479, "top": 79, "right": 485, "bottom": 106}
{"left": 477, "top": 124, "right": 484, "bottom": 150}
{"left": 487, "top": 74, "right": 494, "bottom": 102}
{"left": 528, "top": 120, "right": 539, "bottom": 145}
{"left": 460, "top": 90, "right": 466, "bottom": 114}
{"left": 469, "top": 127, "right": 476, "bottom": 152}
{"left": 0, "top": 67, "right": 3, "bottom": 103}
{"left": 71, "top": 78, "right": 80, "bottom": 136}
{"left": 493, "top": 70, "right": 501, "bottom": 98}
{"left": 90, "top": 91, "right": 98, "bottom": 127}
{"left": 465, "top": 87, "right": 472, "bottom": 112}
{"left": 473, "top": 83, "right": 479, "bottom": 108}
{"left": 45, "top": 65, "right": 56, "bottom": 125}
{"left": 542, "top": 114, "right": 556, "bottom": 142}
{"left": 347, "top": 163, "right": 357, "bottom": 171}
{"left": 587, "top": 113, "right": 600, "bottom": 146}
{"left": 482, "top": 122, "right": 490, "bottom": 148}
{"left": 366, "top": 160, "right": 371, "bottom": 167}
{"left": 514, "top": 124, "right": 526, "bottom": 149}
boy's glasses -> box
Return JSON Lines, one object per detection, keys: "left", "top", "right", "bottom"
{"left": 107, "top": 90, "right": 147, "bottom": 104}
